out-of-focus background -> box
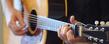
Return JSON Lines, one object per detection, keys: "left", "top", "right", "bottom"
{"left": 0, "top": 0, "right": 3, "bottom": 44}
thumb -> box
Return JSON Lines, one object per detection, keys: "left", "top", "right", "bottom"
{"left": 70, "top": 15, "right": 78, "bottom": 24}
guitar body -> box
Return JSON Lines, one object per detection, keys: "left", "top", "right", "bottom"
{"left": 23, "top": 0, "right": 68, "bottom": 44}
{"left": 22, "top": 0, "right": 48, "bottom": 44}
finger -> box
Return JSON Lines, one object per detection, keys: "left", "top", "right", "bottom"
{"left": 67, "top": 29, "right": 75, "bottom": 38}
{"left": 57, "top": 26, "right": 64, "bottom": 40}
{"left": 57, "top": 26, "right": 61, "bottom": 35}
{"left": 66, "top": 30, "right": 75, "bottom": 42}
{"left": 17, "top": 13, "right": 25, "bottom": 29}
{"left": 58, "top": 25, "right": 68, "bottom": 40}
{"left": 61, "top": 24, "right": 71, "bottom": 40}
{"left": 10, "top": 20, "right": 26, "bottom": 35}
{"left": 9, "top": 18, "right": 19, "bottom": 33}
{"left": 62, "top": 24, "right": 70, "bottom": 34}
{"left": 70, "top": 16, "right": 77, "bottom": 24}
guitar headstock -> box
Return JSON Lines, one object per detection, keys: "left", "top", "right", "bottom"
{"left": 73, "top": 21, "right": 109, "bottom": 44}
{"left": 80, "top": 21, "right": 109, "bottom": 44}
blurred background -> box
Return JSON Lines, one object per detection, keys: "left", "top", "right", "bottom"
{"left": 0, "top": 0, "right": 3, "bottom": 44}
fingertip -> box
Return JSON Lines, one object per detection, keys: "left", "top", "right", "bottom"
{"left": 57, "top": 28, "right": 60, "bottom": 34}
{"left": 70, "top": 15, "right": 75, "bottom": 20}
{"left": 64, "top": 24, "right": 70, "bottom": 28}
{"left": 20, "top": 20, "right": 25, "bottom": 26}
{"left": 22, "top": 22, "right": 25, "bottom": 27}
{"left": 21, "top": 23, "right": 25, "bottom": 28}
{"left": 70, "top": 15, "right": 76, "bottom": 24}
{"left": 69, "top": 29, "right": 73, "bottom": 33}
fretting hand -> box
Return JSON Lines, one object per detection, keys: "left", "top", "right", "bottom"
{"left": 58, "top": 16, "right": 87, "bottom": 44}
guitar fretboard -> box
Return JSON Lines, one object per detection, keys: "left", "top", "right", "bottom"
{"left": 37, "top": 16, "right": 76, "bottom": 32}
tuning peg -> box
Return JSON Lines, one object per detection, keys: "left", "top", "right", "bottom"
{"left": 88, "top": 27, "right": 93, "bottom": 30}
{"left": 106, "top": 21, "right": 109, "bottom": 26}
{"left": 94, "top": 27, "right": 99, "bottom": 31}
{"left": 95, "top": 20, "right": 99, "bottom": 26}
{"left": 88, "top": 36, "right": 93, "bottom": 40}
{"left": 93, "top": 38, "right": 98, "bottom": 42}
{"left": 100, "top": 28, "right": 105, "bottom": 32}
{"left": 100, "top": 21, "right": 105, "bottom": 26}
{"left": 99, "top": 39, "right": 104, "bottom": 43}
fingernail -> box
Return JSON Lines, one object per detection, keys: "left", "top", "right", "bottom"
{"left": 71, "top": 15, "right": 75, "bottom": 18}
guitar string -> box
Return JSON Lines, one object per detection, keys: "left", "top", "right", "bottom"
{"left": 24, "top": 14, "right": 94, "bottom": 32}
{"left": 24, "top": 14, "right": 86, "bottom": 26}
{"left": 24, "top": 13, "right": 105, "bottom": 32}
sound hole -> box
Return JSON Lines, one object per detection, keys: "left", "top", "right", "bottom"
{"left": 29, "top": 10, "right": 37, "bottom": 31}
{"left": 26, "top": 10, "right": 37, "bottom": 36}
{"left": 29, "top": 22, "right": 36, "bottom": 31}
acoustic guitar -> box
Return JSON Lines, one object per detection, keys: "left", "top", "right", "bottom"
{"left": 24, "top": 10, "right": 109, "bottom": 44}
{"left": 23, "top": 0, "right": 109, "bottom": 44}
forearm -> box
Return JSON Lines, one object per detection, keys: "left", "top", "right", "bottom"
{"left": 6, "top": 0, "right": 23, "bottom": 13}
{"left": 6, "top": 0, "right": 15, "bottom": 12}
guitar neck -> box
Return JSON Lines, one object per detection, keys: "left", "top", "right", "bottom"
{"left": 37, "top": 16, "right": 76, "bottom": 32}
{"left": 24, "top": 13, "right": 83, "bottom": 37}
